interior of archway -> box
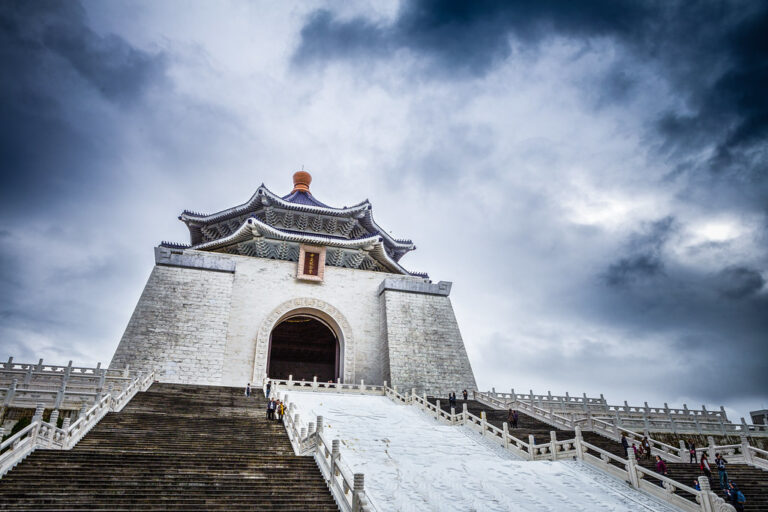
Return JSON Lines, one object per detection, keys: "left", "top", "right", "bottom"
{"left": 267, "top": 315, "right": 339, "bottom": 382}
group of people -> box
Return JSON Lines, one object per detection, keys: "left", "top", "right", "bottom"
{"left": 446, "top": 390, "right": 470, "bottom": 408}
{"left": 244, "top": 381, "right": 285, "bottom": 422}
{"left": 507, "top": 409, "right": 519, "bottom": 428}
{"left": 621, "top": 433, "right": 653, "bottom": 460}
{"left": 626, "top": 434, "right": 747, "bottom": 511}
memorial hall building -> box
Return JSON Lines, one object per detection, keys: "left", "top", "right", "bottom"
{"left": 110, "top": 172, "right": 477, "bottom": 394}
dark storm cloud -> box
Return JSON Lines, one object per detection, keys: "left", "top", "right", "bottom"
{"left": 295, "top": 1, "right": 768, "bottom": 186}
{"left": 0, "top": 1, "right": 166, "bottom": 214}
{"left": 294, "top": 1, "right": 649, "bottom": 76}
{"left": 593, "top": 218, "right": 768, "bottom": 398}
{"left": 715, "top": 266, "right": 766, "bottom": 300}
{"left": 604, "top": 216, "right": 674, "bottom": 286}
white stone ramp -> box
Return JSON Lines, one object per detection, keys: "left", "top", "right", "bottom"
{"left": 289, "top": 392, "right": 681, "bottom": 512}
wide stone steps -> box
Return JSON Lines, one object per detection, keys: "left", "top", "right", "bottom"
{"left": 0, "top": 383, "right": 339, "bottom": 511}
{"left": 430, "top": 397, "right": 768, "bottom": 511}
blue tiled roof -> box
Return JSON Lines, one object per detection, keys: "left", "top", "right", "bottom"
{"left": 281, "top": 190, "right": 332, "bottom": 208}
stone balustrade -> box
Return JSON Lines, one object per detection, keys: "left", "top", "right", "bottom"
{"left": 485, "top": 387, "right": 729, "bottom": 422}
{"left": 0, "top": 357, "right": 134, "bottom": 412}
{"left": 0, "top": 369, "right": 155, "bottom": 479}
{"left": 265, "top": 376, "right": 386, "bottom": 396}
{"left": 271, "top": 388, "right": 375, "bottom": 512}
{"left": 477, "top": 389, "right": 768, "bottom": 438}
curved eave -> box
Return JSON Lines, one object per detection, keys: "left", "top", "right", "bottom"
{"left": 179, "top": 185, "right": 371, "bottom": 225}
{"left": 190, "top": 217, "right": 416, "bottom": 276}
{"left": 360, "top": 210, "right": 415, "bottom": 253}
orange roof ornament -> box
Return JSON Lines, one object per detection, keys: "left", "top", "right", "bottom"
{"left": 292, "top": 171, "right": 311, "bottom": 193}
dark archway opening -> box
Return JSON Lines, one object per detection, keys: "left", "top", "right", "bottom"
{"left": 267, "top": 316, "right": 339, "bottom": 382}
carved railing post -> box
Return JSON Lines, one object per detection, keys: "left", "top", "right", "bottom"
{"left": 3, "top": 378, "right": 17, "bottom": 407}
{"left": 740, "top": 435, "right": 753, "bottom": 464}
{"left": 707, "top": 436, "right": 716, "bottom": 460}
{"left": 331, "top": 439, "right": 340, "bottom": 477}
{"left": 436, "top": 400, "right": 441, "bottom": 420}
{"left": 462, "top": 403, "right": 468, "bottom": 425}
{"left": 502, "top": 422, "right": 510, "bottom": 449}
{"left": 480, "top": 411, "right": 487, "bottom": 436}
{"left": 550, "top": 431, "right": 557, "bottom": 461}
{"left": 33, "top": 402, "right": 44, "bottom": 423}
{"left": 352, "top": 473, "right": 365, "bottom": 511}
{"left": 697, "top": 476, "right": 714, "bottom": 512}
{"left": 316, "top": 416, "right": 323, "bottom": 435}
{"left": 626, "top": 449, "right": 640, "bottom": 489}
{"left": 451, "top": 407, "right": 456, "bottom": 425}
{"left": 574, "top": 426, "right": 584, "bottom": 460}
{"left": 528, "top": 434, "right": 536, "bottom": 461}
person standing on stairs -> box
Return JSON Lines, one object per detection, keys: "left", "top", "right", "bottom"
{"left": 642, "top": 437, "right": 651, "bottom": 460}
{"left": 687, "top": 440, "right": 696, "bottom": 463}
{"left": 700, "top": 452, "right": 712, "bottom": 480}
{"left": 715, "top": 453, "right": 729, "bottom": 489}
{"left": 512, "top": 410, "right": 519, "bottom": 428}
{"left": 245, "top": 383, "right": 251, "bottom": 398}
{"left": 462, "top": 389, "right": 468, "bottom": 401}
{"left": 266, "top": 381, "right": 272, "bottom": 398}
{"left": 655, "top": 455, "right": 668, "bottom": 476}
{"left": 621, "top": 433, "right": 629, "bottom": 455}
{"left": 727, "top": 481, "right": 746, "bottom": 512}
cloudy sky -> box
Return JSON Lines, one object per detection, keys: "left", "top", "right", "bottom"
{"left": 1, "top": 1, "right": 766, "bottom": 419}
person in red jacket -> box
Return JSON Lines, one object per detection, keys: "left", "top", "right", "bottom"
{"left": 700, "top": 452, "right": 712, "bottom": 479}
{"left": 655, "top": 455, "right": 668, "bottom": 476}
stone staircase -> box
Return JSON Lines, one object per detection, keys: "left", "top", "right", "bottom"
{"left": 0, "top": 383, "right": 339, "bottom": 511}
{"left": 430, "top": 397, "right": 768, "bottom": 511}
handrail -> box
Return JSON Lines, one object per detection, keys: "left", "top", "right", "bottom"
{"left": 266, "top": 377, "right": 385, "bottom": 396}
{"left": 273, "top": 388, "right": 376, "bottom": 512}
{"left": 0, "top": 369, "right": 155, "bottom": 479}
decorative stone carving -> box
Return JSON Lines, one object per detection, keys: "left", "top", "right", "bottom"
{"left": 252, "top": 297, "right": 355, "bottom": 384}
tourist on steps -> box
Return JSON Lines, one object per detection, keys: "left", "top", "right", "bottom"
{"left": 727, "top": 481, "right": 746, "bottom": 512}
{"left": 655, "top": 455, "right": 668, "bottom": 476}
{"left": 266, "top": 381, "right": 272, "bottom": 398}
{"left": 267, "top": 399, "right": 276, "bottom": 420}
{"left": 642, "top": 436, "right": 651, "bottom": 459}
{"left": 693, "top": 479, "right": 700, "bottom": 491}
{"left": 688, "top": 440, "right": 697, "bottom": 463}
{"left": 462, "top": 389, "right": 468, "bottom": 401}
{"left": 512, "top": 410, "right": 519, "bottom": 428}
{"left": 245, "top": 383, "right": 251, "bottom": 398}
{"left": 715, "top": 453, "right": 729, "bottom": 489}
{"left": 700, "top": 452, "right": 712, "bottom": 479}
{"left": 507, "top": 409, "right": 514, "bottom": 426}
{"left": 277, "top": 400, "right": 285, "bottom": 422}
{"left": 621, "top": 433, "right": 629, "bottom": 455}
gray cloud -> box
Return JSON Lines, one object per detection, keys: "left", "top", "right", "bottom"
{"left": 0, "top": 1, "right": 765, "bottom": 420}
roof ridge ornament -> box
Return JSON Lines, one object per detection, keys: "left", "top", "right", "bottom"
{"left": 292, "top": 170, "right": 311, "bottom": 193}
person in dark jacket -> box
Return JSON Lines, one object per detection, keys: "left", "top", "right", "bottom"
{"left": 621, "top": 433, "right": 629, "bottom": 455}
{"left": 245, "top": 383, "right": 251, "bottom": 398}
{"left": 688, "top": 440, "right": 697, "bottom": 463}
{"left": 715, "top": 453, "right": 728, "bottom": 489}
{"left": 512, "top": 410, "right": 519, "bottom": 428}
{"left": 728, "top": 481, "right": 746, "bottom": 512}
{"left": 462, "top": 389, "right": 468, "bottom": 400}
{"left": 266, "top": 381, "right": 272, "bottom": 398}
{"left": 655, "top": 455, "right": 668, "bottom": 476}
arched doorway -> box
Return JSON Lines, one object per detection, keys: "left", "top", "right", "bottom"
{"left": 267, "top": 315, "right": 339, "bottom": 382}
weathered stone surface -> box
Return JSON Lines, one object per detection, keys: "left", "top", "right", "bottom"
{"left": 110, "top": 264, "right": 233, "bottom": 384}
{"left": 111, "top": 247, "right": 477, "bottom": 392}
{"left": 381, "top": 289, "right": 477, "bottom": 395}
